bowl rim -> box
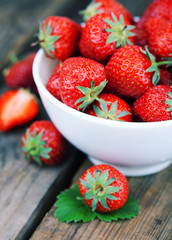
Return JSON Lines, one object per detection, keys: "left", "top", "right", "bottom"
{"left": 33, "top": 48, "right": 172, "bottom": 129}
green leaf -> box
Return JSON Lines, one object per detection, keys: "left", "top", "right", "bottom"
{"left": 54, "top": 184, "right": 95, "bottom": 223}
{"left": 54, "top": 184, "right": 140, "bottom": 223}
{"left": 95, "top": 196, "right": 140, "bottom": 222}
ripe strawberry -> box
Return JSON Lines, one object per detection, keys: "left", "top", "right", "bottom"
{"left": 85, "top": 93, "right": 132, "bottom": 122}
{"left": 0, "top": 89, "right": 38, "bottom": 131}
{"left": 79, "top": 12, "right": 135, "bottom": 63}
{"left": 105, "top": 45, "right": 171, "bottom": 99}
{"left": 133, "top": 85, "right": 172, "bottom": 122}
{"left": 136, "top": 0, "right": 172, "bottom": 30}
{"left": 34, "top": 16, "right": 81, "bottom": 60}
{"left": 146, "top": 18, "right": 172, "bottom": 58}
{"left": 80, "top": 0, "right": 133, "bottom": 23}
{"left": 79, "top": 164, "right": 129, "bottom": 212}
{"left": 59, "top": 57, "right": 107, "bottom": 110}
{"left": 46, "top": 61, "right": 62, "bottom": 100}
{"left": 21, "top": 120, "right": 67, "bottom": 165}
{"left": 3, "top": 52, "right": 37, "bottom": 91}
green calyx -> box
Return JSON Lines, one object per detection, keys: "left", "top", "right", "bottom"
{"left": 103, "top": 13, "right": 135, "bottom": 48}
{"left": 79, "top": 2, "right": 104, "bottom": 22}
{"left": 80, "top": 169, "right": 120, "bottom": 211}
{"left": 37, "top": 21, "right": 59, "bottom": 58}
{"left": 140, "top": 46, "right": 172, "bottom": 86}
{"left": 165, "top": 91, "right": 172, "bottom": 115}
{"left": 75, "top": 80, "right": 107, "bottom": 111}
{"left": 22, "top": 130, "right": 52, "bottom": 166}
{"left": 93, "top": 101, "right": 130, "bottom": 121}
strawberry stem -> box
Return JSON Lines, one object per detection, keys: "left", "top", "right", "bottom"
{"left": 31, "top": 39, "right": 45, "bottom": 47}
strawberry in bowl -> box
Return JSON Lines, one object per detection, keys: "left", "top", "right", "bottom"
{"left": 32, "top": 1, "right": 172, "bottom": 176}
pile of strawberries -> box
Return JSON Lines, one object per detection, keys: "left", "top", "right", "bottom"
{"left": 42, "top": 0, "right": 172, "bottom": 123}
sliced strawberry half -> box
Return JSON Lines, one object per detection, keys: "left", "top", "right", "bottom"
{"left": 0, "top": 88, "right": 38, "bottom": 131}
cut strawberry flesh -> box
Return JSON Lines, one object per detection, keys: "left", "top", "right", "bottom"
{"left": 0, "top": 89, "right": 38, "bottom": 131}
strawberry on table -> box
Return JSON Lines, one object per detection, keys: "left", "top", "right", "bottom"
{"left": 85, "top": 93, "right": 132, "bottom": 122}
{"left": 34, "top": 16, "right": 81, "bottom": 60}
{"left": 133, "top": 85, "right": 172, "bottom": 122}
{"left": 3, "top": 52, "right": 37, "bottom": 91}
{"left": 59, "top": 57, "right": 107, "bottom": 110}
{"left": 80, "top": 0, "right": 133, "bottom": 23}
{"left": 0, "top": 89, "right": 38, "bottom": 131}
{"left": 79, "top": 12, "right": 135, "bottom": 63}
{"left": 79, "top": 164, "right": 129, "bottom": 212}
{"left": 21, "top": 120, "right": 67, "bottom": 165}
{"left": 105, "top": 45, "right": 171, "bottom": 99}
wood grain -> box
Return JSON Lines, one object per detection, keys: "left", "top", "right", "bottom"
{"left": 0, "top": 129, "right": 84, "bottom": 240}
{"left": 30, "top": 159, "right": 172, "bottom": 240}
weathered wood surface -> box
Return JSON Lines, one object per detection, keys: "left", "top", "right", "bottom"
{"left": 30, "top": 159, "right": 172, "bottom": 240}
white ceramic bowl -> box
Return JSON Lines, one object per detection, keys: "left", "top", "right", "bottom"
{"left": 33, "top": 49, "right": 172, "bottom": 177}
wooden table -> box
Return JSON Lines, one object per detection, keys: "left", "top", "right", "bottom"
{"left": 0, "top": 1, "right": 171, "bottom": 240}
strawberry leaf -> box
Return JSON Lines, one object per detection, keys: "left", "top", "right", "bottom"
{"left": 54, "top": 184, "right": 140, "bottom": 223}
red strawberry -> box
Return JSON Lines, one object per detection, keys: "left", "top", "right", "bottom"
{"left": 105, "top": 45, "right": 171, "bottom": 98}
{"left": 46, "top": 61, "right": 62, "bottom": 100}
{"left": 80, "top": 0, "right": 133, "bottom": 23}
{"left": 79, "top": 12, "right": 135, "bottom": 63}
{"left": 0, "top": 89, "right": 38, "bottom": 131}
{"left": 85, "top": 93, "right": 132, "bottom": 122}
{"left": 146, "top": 18, "right": 172, "bottom": 58}
{"left": 133, "top": 85, "right": 172, "bottom": 122}
{"left": 136, "top": 0, "right": 172, "bottom": 30}
{"left": 35, "top": 16, "right": 81, "bottom": 60}
{"left": 59, "top": 57, "right": 107, "bottom": 110}
{"left": 79, "top": 164, "right": 129, "bottom": 212}
{"left": 3, "top": 52, "right": 37, "bottom": 91}
{"left": 21, "top": 120, "right": 67, "bottom": 165}
{"left": 159, "top": 69, "right": 172, "bottom": 86}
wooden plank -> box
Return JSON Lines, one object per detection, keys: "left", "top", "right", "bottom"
{"left": 30, "top": 159, "right": 172, "bottom": 240}
{"left": 0, "top": 127, "right": 85, "bottom": 240}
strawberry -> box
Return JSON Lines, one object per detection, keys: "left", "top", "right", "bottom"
{"left": 79, "top": 12, "right": 135, "bottom": 63}
{"left": 21, "top": 120, "right": 67, "bottom": 165}
{"left": 105, "top": 45, "right": 171, "bottom": 99}
{"left": 79, "top": 164, "right": 129, "bottom": 212}
{"left": 34, "top": 16, "right": 81, "bottom": 60}
{"left": 59, "top": 57, "right": 107, "bottom": 110}
{"left": 0, "top": 89, "right": 38, "bottom": 131}
{"left": 46, "top": 61, "right": 62, "bottom": 100}
{"left": 85, "top": 93, "right": 132, "bottom": 122}
{"left": 3, "top": 52, "right": 37, "bottom": 91}
{"left": 133, "top": 85, "right": 172, "bottom": 122}
{"left": 136, "top": 0, "right": 172, "bottom": 30}
{"left": 80, "top": 0, "right": 133, "bottom": 23}
{"left": 146, "top": 18, "right": 172, "bottom": 58}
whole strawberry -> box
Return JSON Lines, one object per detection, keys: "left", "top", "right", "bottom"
{"left": 46, "top": 61, "right": 63, "bottom": 100}
{"left": 79, "top": 164, "right": 129, "bottom": 212}
{"left": 3, "top": 52, "right": 37, "bottom": 91}
{"left": 105, "top": 45, "right": 171, "bottom": 99}
{"left": 59, "top": 57, "right": 107, "bottom": 110}
{"left": 133, "top": 85, "right": 172, "bottom": 122}
{"left": 0, "top": 89, "right": 38, "bottom": 131}
{"left": 80, "top": 0, "right": 133, "bottom": 23}
{"left": 146, "top": 18, "right": 172, "bottom": 58}
{"left": 85, "top": 93, "right": 132, "bottom": 122}
{"left": 79, "top": 12, "right": 135, "bottom": 63}
{"left": 21, "top": 120, "right": 67, "bottom": 165}
{"left": 35, "top": 16, "right": 81, "bottom": 60}
{"left": 136, "top": 0, "right": 172, "bottom": 30}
